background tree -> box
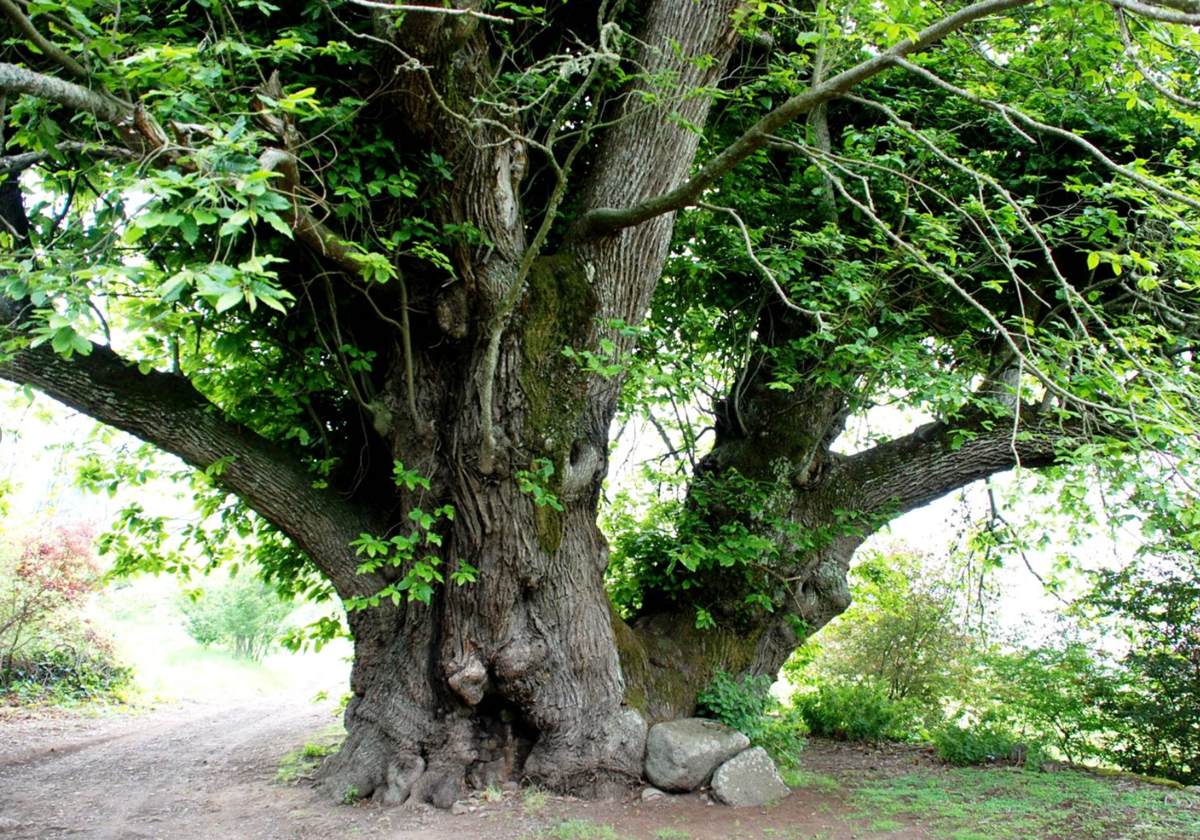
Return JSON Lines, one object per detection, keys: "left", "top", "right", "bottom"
{"left": 180, "top": 574, "right": 294, "bottom": 662}
{"left": 800, "top": 547, "right": 977, "bottom": 710}
{"left": 0, "top": 519, "right": 129, "bottom": 701}
{"left": 1, "top": 0, "right": 1199, "bottom": 807}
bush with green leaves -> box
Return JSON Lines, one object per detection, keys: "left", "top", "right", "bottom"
{"left": 983, "top": 639, "right": 1111, "bottom": 765}
{"left": 179, "top": 573, "right": 293, "bottom": 662}
{"left": 795, "top": 681, "right": 916, "bottom": 743}
{"left": 932, "top": 714, "right": 1042, "bottom": 768}
{"left": 3, "top": 644, "right": 132, "bottom": 705}
{"left": 786, "top": 546, "right": 981, "bottom": 733}
{"left": 696, "top": 671, "right": 807, "bottom": 767}
{"left": 696, "top": 671, "right": 773, "bottom": 738}
{"left": 1084, "top": 552, "right": 1200, "bottom": 785}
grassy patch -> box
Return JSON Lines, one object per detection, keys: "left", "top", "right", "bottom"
{"left": 780, "top": 768, "right": 841, "bottom": 794}
{"left": 276, "top": 724, "right": 345, "bottom": 784}
{"left": 850, "top": 767, "right": 1200, "bottom": 839}
{"left": 653, "top": 829, "right": 691, "bottom": 839}
{"left": 523, "top": 785, "right": 550, "bottom": 813}
{"left": 545, "top": 819, "right": 630, "bottom": 839}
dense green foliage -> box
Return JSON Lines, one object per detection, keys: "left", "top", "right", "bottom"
{"left": 1085, "top": 554, "right": 1200, "bottom": 784}
{"left": 2, "top": 644, "right": 132, "bottom": 705}
{"left": 984, "top": 640, "right": 1111, "bottom": 765}
{"left": 932, "top": 716, "right": 1030, "bottom": 767}
{"left": 796, "top": 682, "right": 914, "bottom": 743}
{"left": 793, "top": 541, "right": 1200, "bottom": 783}
{"left": 795, "top": 549, "right": 976, "bottom": 707}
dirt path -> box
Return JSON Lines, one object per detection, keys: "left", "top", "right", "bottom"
{"left": 0, "top": 697, "right": 438, "bottom": 839}
{"left": 0, "top": 698, "right": 923, "bottom": 840}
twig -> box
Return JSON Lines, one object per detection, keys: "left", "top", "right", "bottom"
{"left": 341, "top": 0, "right": 513, "bottom": 24}
{"left": 697, "top": 201, "right": 831, "bottom": 333}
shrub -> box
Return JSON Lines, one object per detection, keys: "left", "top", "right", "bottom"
{"left": 786, "top": 546, "right": 981, "bottom": 731}
{"left": 1084, "top": 553, "right": 1200, "bottom": 785}
{"left": 796, "top": 681, "right": 914, "bottom": 742}
{"left": 984, "top": 640, "right": 1111, "bottom": 765}
{"left": 697, "top": 671, "right": 773, "bottom": 738}
{"left": 696, "top": 670, "right": 807, "bottom": 767}
{"left": 1, "top": 522, "right": 101, "bottom": 676}
{"left": 0, "top": 521, "right": 129, "bottom": 704}
{"left": 4, "top": 643, "right": 132, "bottom": 704}
{"left": 933, "top": 716, "right": 1035, "bottom": 767}
{"left": 758, "top": 709, "right": 809, "bottom": 769}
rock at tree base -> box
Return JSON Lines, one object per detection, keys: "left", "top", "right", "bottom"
{"left": 644, "top": 718, "right": 750, "bottom": 792}
{"left": 641, "top": 786, "right": 666, "bottom": 802}
{"left": 711, "top": 747, "right": 790, "bottom": 808}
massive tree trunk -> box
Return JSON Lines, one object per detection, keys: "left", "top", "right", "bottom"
{"left": 0, "top": 0, "right": 1094, "bottom": 809}
{"left": 313, "top": 1, "right": 747, "bottom": 803}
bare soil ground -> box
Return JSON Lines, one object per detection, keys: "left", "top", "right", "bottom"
{"left": 2, "top": 696, "right": 1191, "bottom": 840}
{"left": 0, "top": 696, "right": 925, "bottom": 840}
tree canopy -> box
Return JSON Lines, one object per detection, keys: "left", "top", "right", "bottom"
{"left": 1, "top": 0, "right": 1199, "bottom": 806}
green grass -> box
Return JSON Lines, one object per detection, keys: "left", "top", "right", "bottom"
{"left": 545, "top": 819, "right": 630, "bottom": 839}
{"left": 276, "top": 723, "right": 345, "bottom": 784}
{"left": 653, "top": 829, "right": 691, "bottom": 839}
{"left": 849, "top": 768, "right": 1200, "bottom": 839}
{"left": 523, "top": 785, "right": 550, "bottom": 813}
{"left": 780, "top": 768, "right": 841, "bottom": 794}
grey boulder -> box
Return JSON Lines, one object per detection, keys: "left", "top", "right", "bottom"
{"left": 711, "top": 747, "right": 790, "bottom": 808}
{"left": 644, "top": 718, "right": 750, "bottom": 792}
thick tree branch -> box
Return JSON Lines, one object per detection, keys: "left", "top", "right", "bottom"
{"left": 834, "top": 409, "right": 1075, "bottom": 516}
{"left": 573, "top": 0, "right": 1036, "bottom": 237}
{"left": 1108, "top": 0, "right": 1200, "bottom": 24}
{"left": 0, "top": 62, "right": 130, "bottom": 123}
{"left": 0, "top": 327, "right": 387, "bottom": 598}
{"left": 0, "top": 142, "right": 138, "bottom": 174}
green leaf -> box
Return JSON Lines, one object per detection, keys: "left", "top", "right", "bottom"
{"left": 214, "top": 291, "right": 243, "bottom": 313}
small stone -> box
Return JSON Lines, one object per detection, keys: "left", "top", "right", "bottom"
{"left": 501, "top": 781, "right": 520, "bottom": 792}
{"left": 450, "top": 801, "right": 470, "bottom": 815}
{"left": 641, "top": 787, "right": 666, "bottom": 802}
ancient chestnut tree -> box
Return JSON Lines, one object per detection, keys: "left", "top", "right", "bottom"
{"left": 2, "top": 0, "right": 1199, "bottom": 807}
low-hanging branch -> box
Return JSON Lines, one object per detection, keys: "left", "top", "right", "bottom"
{"left": 0, "top": 331, "right": 390, "bottom": 599}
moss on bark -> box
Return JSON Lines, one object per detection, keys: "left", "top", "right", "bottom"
{"left": 612, "top": 607, "right": 762, "bottom": 724}
{"left": 518, "top": 254, "right": 598, "bottom": 553}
